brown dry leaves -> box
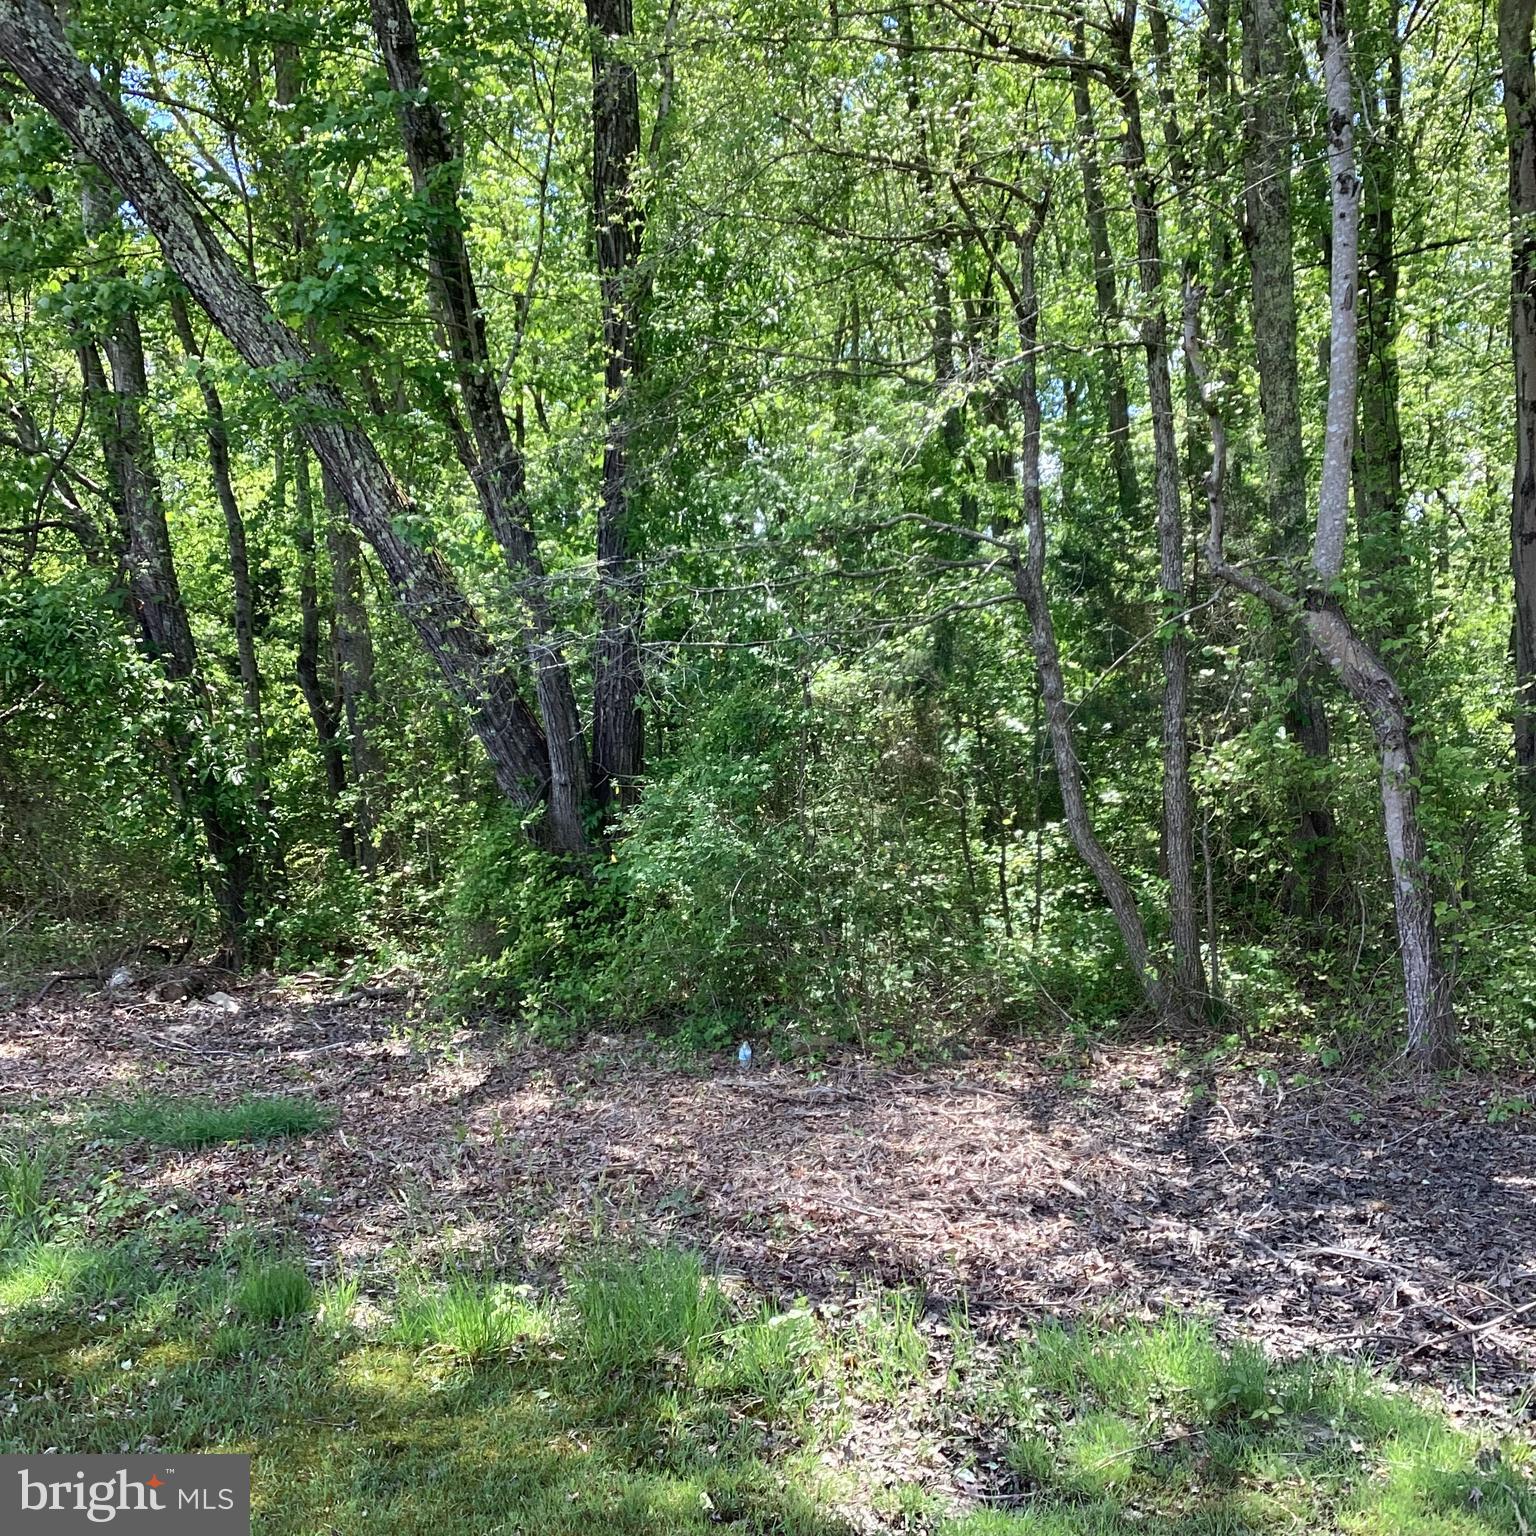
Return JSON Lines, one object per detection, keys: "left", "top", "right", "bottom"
{"left": 3, "top": 985, "right": 1533, "bottom": 1422}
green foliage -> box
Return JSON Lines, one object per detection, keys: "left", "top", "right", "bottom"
{"left": 232, "top": 1255, "right": 314, "bottom": 1324}
{"left": 95, "top": 1094, "right": 332, "bottom": 1148}
{"left": 568, "top": 1245, "right": 724, "bottom": 1375}
{"left": 0, "top": 1140, "right": 53, "bottom": 1246}
{"left": 0, "top": 0, "right": 1531, "bottom": 1068}
{"left": 392, "top": 1274, "right": 547, "bottom": 1362}
{"left": 439, "top": 808, "right": 621, "bottom": 1030}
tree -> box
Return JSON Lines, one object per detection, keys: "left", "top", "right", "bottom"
{"left": 1501, "top": 0, "right": 1536, "bottom": 870}
{"left": 0, "top": 0, "right": 564, "bottom": 836}
{"left": 1192, "top": 0, "right": 1455, "bottom": 1063}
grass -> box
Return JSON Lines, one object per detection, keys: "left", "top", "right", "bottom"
{"left": 392, "top": 1273, "right": 549, "bottom": 1362}
{"left": 232, "top": 1255, "right": 314, "bottom": 1324}
{"left": 846, "top": 1287, "right": 929, "bottom": 1403}
{"left": 949, "top": 1314, "right": 1536, "bottom": 1535}
{"left": 569, "top": 1243, "right": 724, "bottom": 1374}
{"left": 94, "top": 1093, "right": 332, "bottom": 1147}
{"left": 0, "top": 1231, "right": 843, "bottom": 1535}
{"left": 1, "top": 1109, "right": 1531, "bottom": 1534}
{"left": 0, "top": 1139, "right": 52, "bottom": 1244}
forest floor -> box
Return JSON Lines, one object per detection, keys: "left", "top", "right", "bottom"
{"left": 2, "top": 979, "right": 1534, "bottom": 1532}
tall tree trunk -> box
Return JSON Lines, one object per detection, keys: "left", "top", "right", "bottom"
{"left": 1194, "top": 0, "right": 1455, "bottom": 1064}
{"left": 288, "top": 436, "right": 357, "bottom": 867}
{"left": 368, "top": 0, "right": 590, "bottom": 851}
{"left": 167, "top": 292, "right": 275, "bottom": 854}
{"left": 322, "top": 473, "right": 384, "bottom": 869}
{"left": 587, "top": 0, "right": 647, "bottom": 808}
{"left": 0, "top": 0, "right": 560, "bottom": 830}
{"left": 79, "top": 170, "right": 253, "bottom": 955}
{"left": 1070, "top": 17, "right": 1139, "bottom": 533}
{"left": 1112, "top": 12, "right": 1208, "bottom": 1013}
{"left": 1500, "top": 0, "right": 1536, "bottom": 868}
{"left": 1240, "top": 0, "right": 1338, "bottom": 912}
{"left": 1353, "top": 0, "right": 1412, "bottom": 652}
{"left": 1005, "top": 200, "right": 1167, "bottom": 1017}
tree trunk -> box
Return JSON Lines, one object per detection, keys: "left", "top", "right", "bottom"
{"left": 1500, "top": 0, "right": 1536, "bottom": 868}
{"left": 0, "top": 0, "right": 559, "bottom": 829}
{"left": 288, "top": 435, "right": 357, "bottom": 868}
{"left": 1006, "top": 201, "right": 1167, "bottom": 1018}
{"left": 1070, "top": 18, "right": 1139, "bottom": 533}
{"left": 1240, "top": 0, "right": 1339, "bottom": 912}
{"left": 1193, "top": 0, "right": 1455, "bottom": 1064}
{"left": 168, "top": 293, "right": 274, "bottom": 848}
{"left": 369, "top": 0, "right": 590, "bottom": 851}
{"left": 1112, "top": 14, "right": 1208, "bottom": 1014}
{"left": 322, "top": 472, "right": 385, "bottom": 869}
{"left": 1353, "top": 1, "right": 1413, "bottom": 652}
{"left": 79, "top": 170, "right": 253, "bottom": 955}
{"left": 587, "top": 0, "right": 648, "bottom": 809}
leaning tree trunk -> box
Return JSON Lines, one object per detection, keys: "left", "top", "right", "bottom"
{"left": 1005, "top": 200, "right": 1168, "bottom": 1018}
{"left": 369, "top": 0, "right": 590, "bottom": 851}
{"left": 0, "top": 0, "right": 560, "bottom": 829}
{"left": 587, "top": 0, "right": 648, "bottom": 808}
{"left": 1500, "top": 0, "right": 1536, "bottom": 870}
{"left": 1112, "top": 14, "right": 1207, "bottom": 1015}
{"left": 1193, "top": 0, "right": 1455, "bottom": 1064}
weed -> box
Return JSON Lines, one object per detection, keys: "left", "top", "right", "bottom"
{"left": 568, "top": 1245, "right": 722, "bottom": 1374}
{"left": 0, "top": 1140, "right": 52, "bottom": 1242}
{"left": 847, "top": 1289, "right": 928, "bottom": 1403}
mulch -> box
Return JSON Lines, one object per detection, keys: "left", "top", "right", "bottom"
{"left": 3, "top": 981, "right": 1533, "bottom": 1428}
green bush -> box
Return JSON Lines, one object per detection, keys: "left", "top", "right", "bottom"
{"left": 438, "top": 808, "right": 622, "bottom": 1030}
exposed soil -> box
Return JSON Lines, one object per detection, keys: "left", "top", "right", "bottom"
{"left": 3, "top": 981, "right": 1533, "bottom": 1429}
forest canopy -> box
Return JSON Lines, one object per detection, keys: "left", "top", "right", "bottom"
{"left": 0, "top": 0, "right": 1531, "bottom": 1066}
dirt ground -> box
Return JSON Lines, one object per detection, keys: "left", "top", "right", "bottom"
{"left": 3, "top": 980, "right": 1533, "bottom": 1427}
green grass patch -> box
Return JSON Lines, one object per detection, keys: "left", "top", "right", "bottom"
{"left": 94, "top": 1094, "right": 333, "bottom": 1148}
{"left": 391, "top": 1273, "right": 548, "bottom": 1362}
{"left": 568, "top": 1243, "right": 724, "bottom": 1375}
{"left": 950, "top": 1314, "right": 1535, "bottom": 1536}
{"left": 232, "top": 1255, "right": 314, "bottom": 1325}
{"left": 845, "top": 1287, "right": 928, "bottom": 1403}
{"left": 0, "top": 1139, "right": 53, "bottom": 1242}
{"left": 0, "top": 1230, "right": 847, "bottom": 1535}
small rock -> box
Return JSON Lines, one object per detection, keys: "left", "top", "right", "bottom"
{"left": 203, "top": 991, "right": 240, "bottom": 1017}
{"left": 106, "top": 966, "right": 135, "bottom": 994}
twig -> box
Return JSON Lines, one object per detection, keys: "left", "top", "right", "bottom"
{"left": 1402, "top": 1298, "right": 1536, "bottom": 1358}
